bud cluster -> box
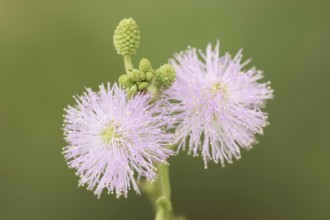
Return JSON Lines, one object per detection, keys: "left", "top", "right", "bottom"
{"left": 63, "top": 18, "right": 273, "bottom": 220}
{"left": 118, "top": 58, "right": 176, "bottom": 98}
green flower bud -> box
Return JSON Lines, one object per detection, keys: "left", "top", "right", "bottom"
{"left": 118, "top": 74, "right": 134, "bottom": 88}
{"left": 127, "top": 85, "right": 138, "bottom": 98}
{"left": 153, "top": 64, "right": 176, "bottom": 89}
{"left": 138, "top": 82, "right": 149, "bottom": 90}
{"left": 113, "top": 18, "right": 140, "bottom": 56}
{"left": 128, "top": 69, "right": 145, "bottom": 82}
{"left": 146, "top": 71, "right": 155, "bottom": 82}
{"left": 147, "top": 85, "right": 160, "bottom": 100}
{"left": 139, "top": 58, "right": 152, "bottom": 72}
{"left": 138, "top": 71, "right": 146, "bottom": 81}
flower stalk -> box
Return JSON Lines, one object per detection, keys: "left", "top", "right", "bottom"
{"left": 155, "top": 163, "right": 172, "bottom": 220}
{"left": 123, "top": 55, "right": 133, "bottom": 73}
{"left": 141, "top": 163, "right": 173, "bottom": 220}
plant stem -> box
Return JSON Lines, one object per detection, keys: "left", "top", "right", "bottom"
{"left": 140, "top": 164, "right": 186, "bottom": 220}
{"left": 123, "top": 55, "right": 133, "bottom": 73}
{"left": 155, "top": 207, "right": 165, "bottom": 220}
{"left": 154, "top": 163, "right": 172, "bottom": 220}
{"left": 159, "top": 163, "right": 171, "bottom": 200}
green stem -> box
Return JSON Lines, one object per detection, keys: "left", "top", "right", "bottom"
{"left": 123, "top": 55, "right": 133, "bottom": 74}
{"left": 159, "top": 164, "right": 171, "bottom": 199}
{"left": 155, "top": 206, "right": 165, "bottom": 220}
{"left": 140, "top": 154, "right": 187, "bottom": 219}
{"left": 154, "top": 164, "right": 172, "bottom": 220}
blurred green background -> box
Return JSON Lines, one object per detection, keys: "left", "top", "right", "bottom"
{"left": 1, "top": 0, "right": 329, "bottom": 219}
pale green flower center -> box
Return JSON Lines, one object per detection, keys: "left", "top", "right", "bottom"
{"left": 101, "top": 122, "right": 122, "bottom": 145}
{"left": 209, "top": 82, "right": 228, "bottom": 99}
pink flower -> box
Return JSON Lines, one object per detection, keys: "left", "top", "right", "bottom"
{"left": 166, "top": 42, "right": 273, "bottom": 168}
{"left": 63, "top": 83, "right": 173, "bottom": 198}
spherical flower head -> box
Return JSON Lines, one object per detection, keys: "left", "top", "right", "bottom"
{"left": 63, "top": 83, "right": 173, "bottom": 198}
{"left": 166, "top": 41, "right": 273, "bottom": 167}
{"left": 113, "top": 18, "right": 140, "bottom": 56}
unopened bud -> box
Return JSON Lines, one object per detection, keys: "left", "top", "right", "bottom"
{"left": 139, "top": 58, "right": 152, "bottom": 72}
{"left": 153, "top": 64, "right": 176, "bottom": 89}
{"left": 128, "top": 69, "right": 145, "bottom": 82}
{"left": 147, "top": 85, "right": 160, "bottom": 100}
{"left": 127, "top": 85, "right": 138, "bottom": 98}
{"left": 113, "top": 18, "right": 140, "bottom": 56}
{"left": 118, "top": 74, "right": 134, "bottom": 88}
{"left": 146, "top": 71, "right": 155, "bottom": 82}
{"left": 138, "top": 82, "right": 149, "bottom": 90}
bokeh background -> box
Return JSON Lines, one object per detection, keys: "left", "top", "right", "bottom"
{"left": 1, "top": 0, "right": 329, "bottom": 219}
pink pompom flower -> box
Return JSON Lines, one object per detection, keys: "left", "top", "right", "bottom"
{"left": 166, "top": 42, "right": 273, "bottom": 168}
{"left": 63, "top": 83, "right": 173, "bottom": 198}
